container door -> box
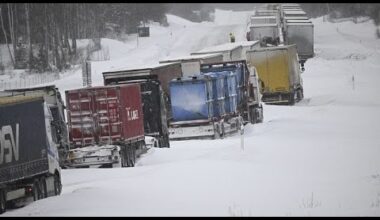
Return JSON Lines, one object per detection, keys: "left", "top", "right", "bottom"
{"left": 67, "top": 90, "right": 96, "bottom": 147}
{"left": 94, "top": 88, "right": 122, "bottom": 145}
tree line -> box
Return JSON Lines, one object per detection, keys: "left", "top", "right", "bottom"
{"left": 300, "top": 3, "right": 380, "bottom": 25}
{"left": 0, "top": 3, "right": 168, "bottom": 73}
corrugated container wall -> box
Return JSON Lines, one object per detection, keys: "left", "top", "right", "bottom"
{"left": 66, "top": 84, "right": 144, "bottom": 148}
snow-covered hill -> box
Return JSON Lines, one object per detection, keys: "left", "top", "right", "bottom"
{"left": 3, "top": 11, "right": 380, "bottom": 216}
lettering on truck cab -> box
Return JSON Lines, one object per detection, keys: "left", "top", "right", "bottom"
{"left": 126, "top": 107, "right": 139, "bottom": 121}
{"left": 0, "top": 124, "right": 19, "bottom": 164}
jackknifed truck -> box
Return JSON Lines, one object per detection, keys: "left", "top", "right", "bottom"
{"left": 0, "top": 96, "right": 62, "bottom": 214}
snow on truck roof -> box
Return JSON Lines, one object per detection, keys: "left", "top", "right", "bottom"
{"left": 284, "top": 16, "right": 309, "bottom": 20}
{"left": 250, "top": 23, "right": 278, "bottom": 27}
{"left": 247, "top": 44, "right": 297, "bottom": 52}
{"left": 284, "top": 11, "right": 307, "bottom": 15}
{"left": 103, "top": 62, "right": 179, "bottom": 75}
{"left": 192, "top": 41, "right": 259, "bottom": 54}
{"left": 159, "top": 53, "right": 223, "bottom": 63}
{"left": 251, "top": 15, "right": 277, "bottom": 19}
{"left": 193, "top": 43, "right": 242, "bottom": 54}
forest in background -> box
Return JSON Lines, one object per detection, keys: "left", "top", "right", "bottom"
{"left": 0, "top": 3, "right": 379, "bottom": 74}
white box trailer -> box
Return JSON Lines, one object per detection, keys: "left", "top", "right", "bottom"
{"left": 254, "top": 9, "right": 279, "bottom": 17}
{"left": 249, "top": 24, "right": 279, "bottom": 45}
{"left": 284, "top": 16, "right": 309, "bottom": 21}
{"left": 250, "top": 15, "right": 279, "bottom": 25}
{"left": 159, "top": 53, "right": 224, "bottom": 77}
{"left": 285, "top": 20, "right": 314, "bottom": 63}
{"left": 191, "top": 43, "right": 243, "bottom": 62}
{"left": 281, "top": 3, "right": 300, "bottom": 7}
{"left": 283, "top": 10, "right": 307, "bottom": 17}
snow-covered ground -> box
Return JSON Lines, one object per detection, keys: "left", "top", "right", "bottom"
{"left": 3, "top": 9, "right": 380, "bottom": 216}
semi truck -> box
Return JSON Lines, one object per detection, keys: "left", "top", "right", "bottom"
{"left": 0, "top": 96, "right": 62, "bottom": 214}
{"left": 64, "top": 84, "right": 146, "bottom": 168}
{"left": 102, "top": 63, "right": 183, "bottom": 148}
{"left": 246, "top": 44, "right": 304, "bottom": 105}
{"left": 0, "top": 85, "right": 69, "bottom": 168}
{"left": 168, "top": 60, "right": 263, "bottom": 140}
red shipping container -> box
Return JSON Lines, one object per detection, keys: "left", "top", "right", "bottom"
{"left": 66, "top": 84, "right": 144, "bottom": 148}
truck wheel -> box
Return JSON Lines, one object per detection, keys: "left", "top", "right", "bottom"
{"left": 40, "top": 177, "right": 48, "bottom": 199}
{"left": 288, "top": 93, "right": 296, "bottom": 105}
{"left": 126, "top": 147, "right": 135, "bottom": 167}
{"left": 257, "top": 106, "right": 264, "bottom": 123}
{"left": 0, "top": 190, "right": 6, "bottom": 214}
{"left": 120, "top": 150, "right": 126, "bottom": 167}
{"left": 130, "top": 148, "right": 136, "bottom": 167}
{"left": 32, "top": 180, "right": 41, "bottom": 201}
{"left": 249, "top": 106, "right": 256, "bottom": 124}
{"left": 214, "top": 124, "right": 221, "bottom": 139}
{"left": 165, "top": 134, "right": 170, "bottom": 148}
{"left": 53, "top": 174, "right": 62, "bottom": 196}
{"left": 220, "top": 122, "right": 225, "bottom": 139}
{"left": 159, "top": 135, "right": 170, "bottom": 148}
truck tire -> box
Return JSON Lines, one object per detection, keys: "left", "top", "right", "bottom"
{"left": 130, "top": 147, "right": 136, "bottom": 167}
{"left": 126, "top": 147, "right": 135, "bottom": 167}
{"left": 288, "top": 92, "right": 296, "bottom": 105}
{"left": 221, "top": 122, "right": 225, "bottom": 139}
{"left": 120, "top": 150, "right": 126, "bottom": 167}
{"left": 214, "top": 123, "right": 221, "bottom": 139}
{"left": 32, "top": 180, "right": 41, "bottom": 201}
{"left": 256, "top": 106, "right": 264, "bottom": 123}
{"left": 161, "top": 134, "right": 170, "bottom": 148}
{"left": 40, "top": 177, "right": 47, "bottom": 199}
{"left": 53, "top": 174, "right": 62, "bottom": 196}
{"left": 249, "top": 106, "right": 256, "bottom": 124}
{"left": 0, "top": 190, "right": 6, "bottom": 214}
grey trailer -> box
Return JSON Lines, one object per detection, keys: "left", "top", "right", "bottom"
{"left": 159, "top": 53, "right": 223, "bottom": 77}
{"left": 0, "top": 97, "right": 62, "bottom": 213}
{"left": 284, "top": 16, "right": 309, "bottom": 21}
{"left": 285, "top": 20, "right": 314, "bottom": 63}
{"left": 283, "top": 10, "right": 307, "bottom": 18}
{"left": 250, "top": 24, "right": 280, "bottom": 46}
{"left": 254, "top": 9, "right": 279, "bottom": 17}
{"left": 250, "top": 15, "right": 279, "bottom": 25}
{"left": 191, "top": 43, "right": 243, "bottom": 62}
{"left": 0, "top": 85, "right": 69, "bottom": 168}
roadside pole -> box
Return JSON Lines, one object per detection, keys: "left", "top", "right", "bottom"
{"left": 239, "top": 115, "right": 244, "bottom": 151}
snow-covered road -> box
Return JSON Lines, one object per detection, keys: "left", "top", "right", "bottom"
{"left": 3, "top": 10, "right": 380, "bottom": 216}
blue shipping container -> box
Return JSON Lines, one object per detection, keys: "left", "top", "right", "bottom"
{"left": 170, "top": 76, "right": 214, "bottom": 121}
{"left": 203, "top": 73, "right": 226, "bottom": 118}
{"left": 234, "top": 64, "right": 243, "bottom": 104}
{"left": 215, "top": 71, "right": 238, "bottom": 114}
